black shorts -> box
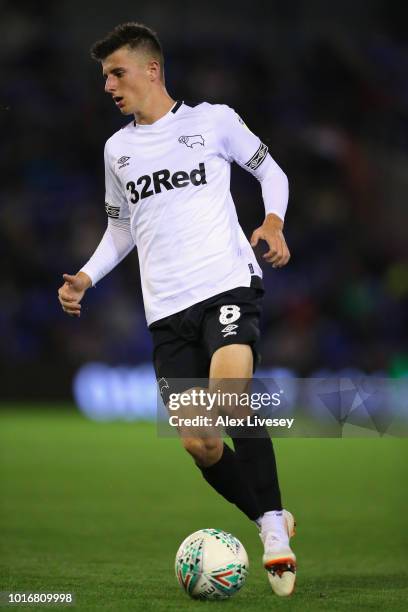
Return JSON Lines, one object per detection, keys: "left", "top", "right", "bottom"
{"left": 149, "top": 277, "right": 264, "bottom": 402}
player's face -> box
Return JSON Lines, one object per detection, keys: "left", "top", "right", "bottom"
{"left": 102, "top": 46, "right": 153, "bottom": 115}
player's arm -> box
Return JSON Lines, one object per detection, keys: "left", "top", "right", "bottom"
{"left": 247, "top": 152, "right": 289, "bottom": 267}
{"left": 215, "top": 106, "right": 290, "bottom": 268}
{"left": 58, "top": 217, "right": 135, "bottom": 316}
{"left": 58, "top": 270, "right": 92, "bottom": 317}
{"left": 58, "top": 142, "right": 134, "bottom": 317}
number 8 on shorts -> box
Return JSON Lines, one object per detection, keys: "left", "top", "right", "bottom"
{"left": 219, "top": 305, "right": 241, "bottom": 325}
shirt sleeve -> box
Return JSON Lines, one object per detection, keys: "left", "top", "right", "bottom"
{"left": 104, "top": 142, "right": 131, "bottom": 220}
{"left": 213, "top": 105, "right": 289, "bottom": 222}
{"left": 79, "top": 142, "right": 134, "bottom": 285}
{"left": 80, "top": 217, "right": 135, "bottom": 286}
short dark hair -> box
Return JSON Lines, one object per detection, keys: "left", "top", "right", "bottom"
{"left": 90, "top": 22, "right": 164, "bottom": 78}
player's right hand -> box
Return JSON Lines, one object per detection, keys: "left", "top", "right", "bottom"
{"left": 58, "top": 272, "right": 92, "bottom": 317}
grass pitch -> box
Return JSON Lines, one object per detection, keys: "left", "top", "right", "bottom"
{"left": 1, "top": 407, "right": 407, "bottom": 611}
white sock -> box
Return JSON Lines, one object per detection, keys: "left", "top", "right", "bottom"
{"left": 261, "top": 510, "right": 289, "bottom": 543}
{"left": 254, "top": 515, "right": 263, "bottom": 530}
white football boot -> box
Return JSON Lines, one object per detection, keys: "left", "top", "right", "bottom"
{"left": 260, "top": 509, "right": 296, "bottom": 596}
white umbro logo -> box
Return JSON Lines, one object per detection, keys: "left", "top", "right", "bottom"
{"left": 117, "top": 156, "right": 130, "bottom": 169}
{"left": 221, "top": 324, "right": 238, "bottom": 337}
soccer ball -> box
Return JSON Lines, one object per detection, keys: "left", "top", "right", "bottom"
{"left": 175, "top": 528, "right": 249, "bottom": 600}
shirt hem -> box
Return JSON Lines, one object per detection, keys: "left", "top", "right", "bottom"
{"left": 146, "top": 273, "right": 262, "bottom": 327}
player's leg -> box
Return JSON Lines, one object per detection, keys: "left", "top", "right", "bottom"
{"left": 180, "top": 421, "right": 261, "bottom": 521}
{"left": 175, "top": 385, "right": 261, "bottom": 520}
{"left": 150, "top": 317, "right": 260, "bottom": 521}
{"left": 209, "top": 343, "right": 283, "bottom": 519}
{"left": 181, "top": 431, "right": 222, "bottom": 467}
{"left": 209, "top": 345, "right": 296, "bottom": 596}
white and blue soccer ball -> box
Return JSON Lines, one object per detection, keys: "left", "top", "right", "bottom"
{"left": 175, "top": 528, "right": 249, "bottom": 600}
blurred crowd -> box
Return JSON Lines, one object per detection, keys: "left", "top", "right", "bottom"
{"left": 2, "top": 0, "right": 408, "bottom": 397}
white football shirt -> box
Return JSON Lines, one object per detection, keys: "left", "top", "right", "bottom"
{"left": 94, "top": 101, "right": 287, "bottom": 325}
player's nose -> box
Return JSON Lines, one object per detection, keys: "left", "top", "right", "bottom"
{"left": 104, "top": 76, "right": 115, "bottom": 93}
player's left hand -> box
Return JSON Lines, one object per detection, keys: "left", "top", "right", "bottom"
{"left": 250, "top": 213, "right": 290, "bottom": 268}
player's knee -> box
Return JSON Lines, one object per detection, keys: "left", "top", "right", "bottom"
{"left": 182, "top": 437, "right": 202, "bottom": 457}
{"left": 182, "top": 437, "right": 222, "bottom": 466}
{"left": 202, "top": 437, "right": 223, "bottom": 464}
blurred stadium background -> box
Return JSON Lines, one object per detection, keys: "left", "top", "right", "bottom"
{"left": 1, "top": 0, "right": 407, "bottom": 409}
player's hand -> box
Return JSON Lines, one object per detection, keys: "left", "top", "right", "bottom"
{"left": 250, "top": 213, "right": 290, "bottom": 268}
{"left": 58, "top": 272, "right": 92, "bottom": 317}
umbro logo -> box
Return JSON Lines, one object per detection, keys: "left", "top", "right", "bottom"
{"left": 221, "top": 324, "right": 238, "bottom": 337}
{"left": 117, "top": 156, "right": 130, "bottom": 169}
{"left": 178, "top": 135, "right": 205, "bottom": 148}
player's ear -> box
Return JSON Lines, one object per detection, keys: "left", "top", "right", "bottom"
{"left": 147, "top": 59, "right": 161, "bottom": 81}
